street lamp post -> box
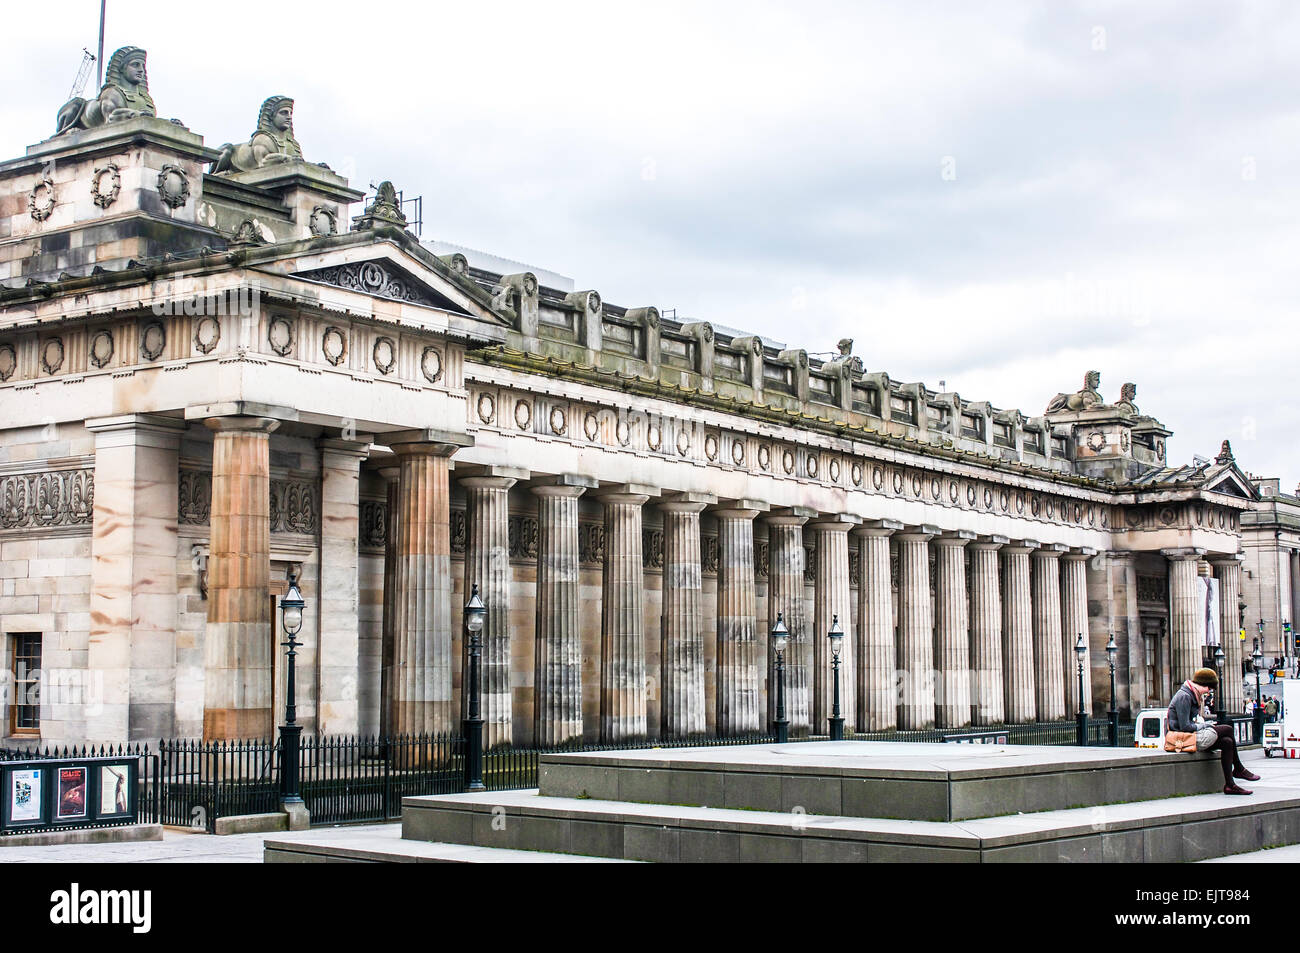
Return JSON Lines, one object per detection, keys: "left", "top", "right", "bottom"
{"left": 463, "top": 584, "right": 487, "bottom": 792}
{"left": 1252, "top": 639, "right": 1265, "bottom": 745}
{"left": 828, "top": 615, "right": 845, "bottom": 741}
{"left": 1074, "top": 634, "right": 1088, "bottom": 746}
{"left": 771, "top": 614, "right": 789, "bottom": 744}
{"left": 1106, "top": 633, "right": 1119, "bottom": 747}
{"left": 1213, "top": 644, "right": 1226, "bottom": 724}
{"left": 278, "top": 571, "right": 306, "bottom": 807}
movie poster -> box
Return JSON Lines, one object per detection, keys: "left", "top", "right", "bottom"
{"left": 1203, "top": 576, "right": 1221, "bottom": 646}
{"left": 10, "top": 768, "right": 42, "bottom": 823}
{"left": 100, "top": 764, "right": 129, "bottom": 815}
{"left": 56, "top": 766, "right": 87, "bottom": 820}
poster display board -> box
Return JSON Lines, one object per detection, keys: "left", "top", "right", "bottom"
{"left": 0, "top": 757, "right": 137, "bottom": 834}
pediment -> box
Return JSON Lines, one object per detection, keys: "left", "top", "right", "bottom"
{"left": 294, "top": 259, "right": 471, "bottom": 315}
{"left": 1207, "top": 470, "right": 1255, "bottom": 499}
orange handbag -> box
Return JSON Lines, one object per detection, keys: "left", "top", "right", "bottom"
{"left": 1164, "top": 730, "right": 1197, "bottom": 752}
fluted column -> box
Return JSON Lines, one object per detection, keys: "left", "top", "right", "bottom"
{"left": 969, "top": 536, "right": 1007, "bottom": 725}
{"left": 389, "top": 432, "right": 468, "bottom": 736}
{"left": 1061, "top": 550, "right": 1093, "bottom": 716}
{"left": 934, "top": 532, "right": 974, "bottom": 729}
{"left": 532, "top": 475, "right": 597, "bottom": 747}
{"left": 660, "top": 493, "right": 714, "bottom": 738}
{"left": 1165, "top": 548, "right": 1207, "bottom": 685}
{"left": 1212, "top": 556, "right": 1245, "bottom": 715}
{"left": 716, "top": 502, "right": 765, "bottom": 735}
{"left": 855, "top": 520, "right": 901, "bottom": 731}
{"left": 600, "top": 485, "right": 656, "bottom": 742}
{"left": 1031, "top": 546, "right": 1067, "bottom": 721}
{"left": 896, "top": 527, "right": 938, "bottom": 729}
{"left": 766, "top": 508, "right": 814, "bottom": 734}
{"left": 810, "top": 515, "right": 859, "bottom": 732}
{"left": 378, "top": 467, "right": 400, "bottom": 739}
{"left": 461, "top": 468, "right": 525, "bottom": 748}
{"left": 203, "top": 416, "right": 278, "bottom": 741}
{"left": 1002, "top": 541, "right": 1038, "bottom": 723}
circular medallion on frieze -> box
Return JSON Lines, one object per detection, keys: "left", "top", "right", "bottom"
{"left": 912, "top": 474, "right": 922, "bottom": 498}
{"left": 267, "top": 316, "right": 294, "bottom": 357}
{"left": 949, "top": 481, "right": 959, "bottom": 504}
{"left": 984, "top": 487, "right": 993, "bottom": 509}
{"left": 807, "top": 454, "right": 818, "bottom": 478}
{"left": 999, "top": 490, "right": 1009, "bottom": 512}
{"left": 829, "top": 459, "right": 840, "bottom": 482}
{"left": 584, "top": 412, "right": 600, "bottom": 441}
{"left": 372, "top": 337, "right": 396, "bottom": 375}
{"left": 91, "top": 163, "right": 121, "bottom": 209}
{"left": 1074, "top": 503, "right": 1083, "bottom": 523}
{"left": 893, "top": 469, "right": 904, "bottom": 495}
{"left": 515, "top": 400, "right": 532, "bottom": 430}
{"left": 704, "top": 434, "right": 719, "bottom": 461}
{"left": 29, "top": 178, "right": 55, "bottom": 221}
{"left": 647, "top": 423, "right": 661, "bottom": 450}
{"left": 677, "top": 430, "right": 691, "bottom": 456}
{"left": 1159, "top": 506, "right": 1176, "bottom": 526}
{"left": 140, "top": 321, "right": 166, "bottom": 362}
{"left": 41, "top": 337, "right": 64, "bottom": 374}
{"left": 758, "top": 445, "right": 770, "bottom": 470}
{"left": 731, "top": 440, "right": 745, "bottom": 466}
{"left": 1089, "top": 505, "right": 1097, "bottom": 526}
{"left": 1045, "top": 498, "right": 1054, "bottom": 519}
{"left": 1218, "top": 510, "right": 1226, "bottom": 529}
{"left": 616, "top": 418, "right": 631, "bottom": 446}
{"left": 194, "top": 317, "right": 221, "bottom": 354}
{"left": 1125, "top": 508, "right": 1142, "bottom": 528}
{"left": 931, "top": 477, "right": 941, "bottom": 500}
{"left": 419, "top": 345, "right": 442, "bottom": 382}
{"left": 478, "top": 393, "right": 496, "bottom": 424}
{"left": 323, "top": 327, "right": 348, "bottom": 366}
{"left": 872, "top": 466, "right": 883, "bottom": 491}
{"left": 0, "top": 343, "right": 16, "bottom": 381}
{"left": 1031, "top": 495, "right": 1041, "bottom": 517}
{"left": 1120, "top": 431, "right": 1131, "bottom": 453}
{"left": 156, "top": 165, "right": 190, "bottom": 209}
{"left": 1195, "top": 505, "right": 1204, "bottom": 527}
{"left": 89, "top": 329, "right": 114, "bottom": 368}
{"left": 309, "top": 205, "right": 338, "bottom": 237}
{"left": 1086, "top": 431, "right": 1106, "bottom": 452}
{"left": 550, "top": 406, "right": 567, "bottom": 435}
{"left": 1015, "top": 492, "right": 1025, "bottom": 514}
{"left": 852, "top": 463, "right": 863, "bottom": 487}
{"left": 782, "top": 449, "right": 795, "bottom": 474}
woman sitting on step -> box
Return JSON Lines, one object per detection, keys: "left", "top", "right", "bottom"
{"left": 1167, "top": 668, "right": 1260, "bottom": 796}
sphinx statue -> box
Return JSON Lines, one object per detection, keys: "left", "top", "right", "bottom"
{"left": 210, "top": 96, "right": 304, "bottom": 175}
{"left": 1115, "top": 382, "right": 1139, "bottom": 415}
{"left": 1045, "top": 370, "right": 1104, "bottom": 415}
{"left": 54, "top": 46, "right": 156, "bottom": 135}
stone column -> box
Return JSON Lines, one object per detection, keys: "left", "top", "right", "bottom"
{"left": 599, "top": 484, "right": 657, "bottom": 742}
{"left": 855, "top": 520, "right": 901, "bottom": 731}
{"left": 934, "top": 531, "right": 974, "bottom": 729}
{"left": 660, "top": 493, "right": 714, "bottom": 738}
{"left": 532, "top": 475, "right": 597, "bottom": 747}
{"left": 1165, "top": 548, "right": 1207, "bottom": 685}
{"left": 461, "top": 467, "right": 526, "bottom": 748}
{"left": 810, "top": 514, "right": 859, "bottom": 731}
{"left": 1002, "top": 540, "right": 1038, "bottom": 723}
{"left": 202, "top": 416, "right": 278, "bottom": 741}
{"left": 716, "top": 501, "right": 766, "bottom": 735}
{"left": 1031, "top": 545, "right": 1067, "bottom": 722}
{"left": 1212, "top": 555, "right": 1245, "bottom": 716}
{"left": 896, "top": 526, "right": 938, "bottom": 730}
{"left": 378, "top": 467, "right": 400, "bottom": 738}
{"left": 1061, "top": 549, "right": 1093, "bottom": 717}
{"left": 317, "top": 438, "right": 370, "bottom": 737}
{"left": 766, "top": 508, "right": 814, "bottom": 734}
{"left": 388, "top": 429, "right": 471, "bottom": 736}
{"left": 969, "top": 536, "right": 1007, "bottom": 725}
{"left": 85, "top": 414, "right": 187, "bottom": 743}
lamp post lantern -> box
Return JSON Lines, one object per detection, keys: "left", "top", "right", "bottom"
{"left": 1106, "top": 633, "right": 1119, "bottom": 746}
{"left": 463, "top": 584, "right": 487, "bottom": 792}
{"left": 1213, "top": 644, "right": 1226, "bottom": 724}
{"left": 278, "top": 570, "right": 306, "bottom": 806}
{"left": 771, "top": 614, "right": 790, "bottom": 744}
{"left": 828, "top": 615, "right": 845, "bottom": 741}
{"left": 1252, "top": 638, "right": 1265, "bottom": 744}
{"left": 1074, "top": 634, "right": 1088, "bottom": 746}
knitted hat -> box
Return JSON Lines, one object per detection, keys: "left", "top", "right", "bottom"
{"left": 1192, "top": 668, "right": 1219, "bottom": 688}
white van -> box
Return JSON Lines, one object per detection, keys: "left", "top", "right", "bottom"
{"left": 1134, "top": 708, "right": 1167, "bottom": 748}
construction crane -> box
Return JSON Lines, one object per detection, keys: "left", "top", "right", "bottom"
{"left": 68, "top": 48, "right": 96, "bottom": 100}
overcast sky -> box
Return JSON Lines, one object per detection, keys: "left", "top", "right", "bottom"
{"left": 6, "top": 1, "right": 1298, "bottom": 485}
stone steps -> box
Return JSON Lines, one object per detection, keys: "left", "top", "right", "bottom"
{"left": 263, "top": 824, "right": 638, "bottom": 863}
{"left": 393, "top": 786, "right": 1300, "bottom": 862}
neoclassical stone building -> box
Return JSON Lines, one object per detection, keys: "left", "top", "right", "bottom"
{"left": 0, "top": 57, "right": 1266, "bottom": 746}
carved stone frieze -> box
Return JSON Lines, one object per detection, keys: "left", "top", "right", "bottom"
{"left": 450, "top": 508, "right": 467, "bottom": 555}
{"left": 177, "top": 468, "right": 211, "bottom": 525}
{"left": 269, "top": 479, "right": 319, "bottom": 535}
{"left": 579, "top": 521, "right": 604, "bottom": 566}
{"left": 360, "top": 499, "right": 387, "bottom": 549}
{"left": 296, "top": 261, "right": 443, "bottom": 308}
{"left": 0, "top": 470, "right": 94, "bottom": 530}
{"left": 701, "top": 534, "right": 719, "bottom": 575}
{"left": 507, "top": 515, "right": 538, "bottom": 560}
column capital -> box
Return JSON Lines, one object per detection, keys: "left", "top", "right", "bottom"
{"left": 766, "top": 506, "right": 814, "bottom": 525}
{"left": 318, "top": 437, "right": 373, "bottom": 459}
{"left": 85, "top": 412, "right": 189, "bottom": 436}
{"left": 532, "top": 473, "right": 597, "bottom": 499}
{"left": 1003, "top": 539, "right": 1041, "bottom": 554}
{"left": 459, "top": 475, "right": 520, "bottom": 492}
{"left": 1034, "top": 543, "right": 1069, "bottom": 558}
{"left": 377, "top": 466, "right": 401, "bottom": 483}
{"left": 1209, "top": 552, "right": 1245, "bottom": 567}
{"left": 185, "top": 400, "right": 298, "bottom": 424}
{"left": 934, "top": 530, "right": 977, "bottom": 547}
{"left": 387, "top": 428, "right": 474, "bottom": 457}
{"left": 854, "top": 518, "right": 904, "bottom": 538}
{"left": 203, "top": 415, "right": 280, "bottom": 435}
{"left": 1161, "top": 547, "right": 1208, "bottom": 560}
{"left": 714, "top": 506, "right": 763, "bottom": 521}
{"left": 662, "top": 491, "right": 718, "bottom": 507}
{"left": 1106, "top": 550, "right": 1136, "bottom": 565}
{"left": 598, "top": 482, "right": 660, "bottom": 499}
{"left": 896, "top": 524, "right": 940, "bottom": 542}
{"left": 456, "top": 464, "right": 530, "bottom": 482}
{"left": 1064, "top": 547, "right": 1098, "bottom": 560}
{"left": 809, "top": 513, "right": 863, "bottom": 531}
{"left": 970, "top": 534, "right": 1010, "bottom": 549}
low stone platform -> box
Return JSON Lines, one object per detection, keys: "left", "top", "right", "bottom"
{"left": 264, "top": 825, "right": 635, "bottom": 863}
{"left": 538, "top": 742, "right": 1223, "bottom": 821}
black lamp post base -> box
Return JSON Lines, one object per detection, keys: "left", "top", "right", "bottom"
{"left": 829, "top": 718, "right": 845, "bottom": 742}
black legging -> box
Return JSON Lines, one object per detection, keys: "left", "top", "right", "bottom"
{"left": 1206, "top": 725, "right": 1245, "bottom": 784}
